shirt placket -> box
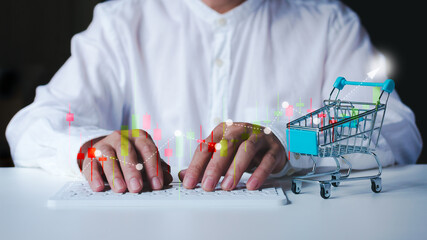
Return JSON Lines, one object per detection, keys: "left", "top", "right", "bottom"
{"left": 209, "top": 17, "right": 232, "bottom": 131}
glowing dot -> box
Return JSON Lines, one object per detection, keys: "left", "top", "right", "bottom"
{"left": 264, "top": 127, "right": 272, "bottom": 135}
{"left": 215, "top": 143, "right": 222, "bottom": 150}
{"left": 225, "top": 119, "right": 233, "bottom": 126}
{"left": 94, "top": 150, "right": 102, "bottom": 158}
{"left": 174, "top": 130, "right": 182, "bottom": 137}
{"left": 313, "top": 117, "right": 321, "bottom": 125}
{"left": 281, "top": 101, "right": 289, "bottom": 109}
{"left": 136, "top": 163, "right": 143, "bottom": 171}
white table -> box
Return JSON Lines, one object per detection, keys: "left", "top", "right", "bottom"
{"left": 1, "top": 165, "right": 426, "bottom": 240}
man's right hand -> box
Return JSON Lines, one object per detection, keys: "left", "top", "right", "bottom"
{"left": 79, "top": 129, "right": 172, "bottom": 193}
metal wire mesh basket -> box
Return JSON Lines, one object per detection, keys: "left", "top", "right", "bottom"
{"left": 287, "top": 77, "right": 395, "bottom": 199}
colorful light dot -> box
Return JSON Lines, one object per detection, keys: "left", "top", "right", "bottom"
{"left": 136, "top": 163, "right": 143, "bottom": 171}
{"left": 225, "top": 119, "right": 233, "bottom": 126}
{"left": 174, "top": 130, "right": 183, "bottom": 137}
{"left": 313, "top": 117, "right": 321, "bottom": 125}
{"left": 281, "top": 101, "right": 289, "bottom": 109}
{"left": 94, "top": 150, "right": 102, "bottom": 158}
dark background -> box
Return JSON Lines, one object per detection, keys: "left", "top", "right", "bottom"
{"left": 0, "top": 0, "right": 425, "bottom": 167}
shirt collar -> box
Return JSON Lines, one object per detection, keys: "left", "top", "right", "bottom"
{"left": 184, "top": 0, "right": 265, "bottom": 27}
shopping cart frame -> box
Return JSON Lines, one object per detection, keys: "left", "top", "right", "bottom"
{"left": 288, "top": 77, "right": 395, "bottom": 199}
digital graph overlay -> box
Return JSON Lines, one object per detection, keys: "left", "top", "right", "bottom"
{"left": 73, "top": 68, "right": 383, "bottom": 185}
{"left": 76, "top": 92, "right": 376, "bottom": 183}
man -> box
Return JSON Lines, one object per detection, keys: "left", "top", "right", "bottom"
{"left": 6, "top": 0, "right": 422, "bottom": 193}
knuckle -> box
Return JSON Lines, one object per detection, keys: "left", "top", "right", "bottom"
{"left": 134, "top": 137, "right": 155, "bottom": 152}
{"left": 213, "top": 126, "right": 223, "bottom": 137}
{"left": 134, "top": 136, "right": 147, "bottom": 146}
{"left": 272, "top": 146, "right": 285, "bottom": 158}
{"left": 200, "top": 143, "right": 210, "bottom": 154}
{"left": 189, "top": 163, "right": 205, "bottom": 176}
{"left": 97, "top": 145, "right": 115, "bottom": 156}
{"left": 241, "top": 140, "right": 256, "bottom": 154}
{"left": 224, "top": 126, "right": 241, "bottom": 138}
{"left": 256, "top": 166, "right": 271, "bottom": 178}
{"left": 135, "top": 129, "right": 152, "bottom": 140}
{"left": 113, "top": 142, "right": 123, "bottom": 152}
{"left": 263, "top": 152, "right": 277, "bottom": 163}
{"left": 112, "top": 130, "right": 122, "bottom": 138}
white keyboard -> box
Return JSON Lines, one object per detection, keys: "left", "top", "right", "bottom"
{"left": 48, "top": 181, "right": 287, "bottom": 208}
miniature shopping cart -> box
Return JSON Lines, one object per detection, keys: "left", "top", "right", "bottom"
{"left": 288, "top": 77, "right": 395, "bottom": 199}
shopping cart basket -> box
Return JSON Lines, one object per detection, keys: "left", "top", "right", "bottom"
{"left": 288, "top": 77, "right": 395, "bottom": 199}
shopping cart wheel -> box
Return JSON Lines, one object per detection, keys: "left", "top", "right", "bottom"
{"left": 291, "top": 180, "right": 301, "bottom": 194}
{"left": 320, "top": 183, "right": 331, "bottom": 199}
{"left": 331, "top": 173, "right": 341, "bottom": 187}
{"left": 370, "top": 177, "right": 382, "bottom": 193}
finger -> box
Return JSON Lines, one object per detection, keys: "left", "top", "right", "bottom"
{"left": 163, "top": 170, "right": 173, "bottom": 186}
{"left": 201, "top": 137, "right": 243, "bottom": 191}
{"left": 99, "top": 145, "right": 127, "bottom": 193}
{"left": 178, "top": 169, "right": 187, "bottom": 182}
{"left": 115, "top": 138, "right": 143, "bottom": 193}
{"left": 139, "top": 156, "right": 170, "bottom": 180}
{"left": 159, "top": 159, "right": 173, "bottom": 184}
{"left": 159, "top": 160, "right": 172, "bottom": 186}
{"left": 133, "top": 133, "right": 164, "bottom": 190}
{"left": 160, "top": 159, "right": 171, "bottom": 173}
{"left": 221, "top": 134, "right": 266, "bottom": 190}
{"left": 247, "top": 148, "right": 281, "bottom": 190}
{"left": 183, "top": 129, "right": 220, "bottom": 189}
{"left": 82, "top": 158, "right": 104, "bottom": 192}
{"left": 178, "top": 124, "right": 246, "bottom": 184}
{"left": 145, "top": 169, "right": 172, "bottom": 186}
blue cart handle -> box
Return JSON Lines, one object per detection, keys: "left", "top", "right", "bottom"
{"left": 333, "top": 77, "right": 395, "bottom": 93}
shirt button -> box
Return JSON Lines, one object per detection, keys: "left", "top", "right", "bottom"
{"left": 215, "top": 59, "right": 223, "bottom": 68}
{"left": 217, "top": 18, "right": 227, "bottom": 26}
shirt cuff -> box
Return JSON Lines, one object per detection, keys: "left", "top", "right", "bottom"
{"left": 266, "top": 122, "right": 313, "bottom": 175}
{"left": 270, "top": 161, "right": 295, "bottom": 178}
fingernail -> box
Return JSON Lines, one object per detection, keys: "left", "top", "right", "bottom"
{"left": 221, "top": 175, "right": 233, "bottom": 190}
{"left": 203, "top": 176, "right": 215, "bottom": 191}
{"left": 183, "top": 175, "right": 196, "bottom": 188}
{"left": 247, "top": 177, "right": 259, "bottom": 190}
{"left": 129, "top": 177, "right": 141, "bottom": 192}
{"left": 151, "top": 176, "right": 162, "bottom": 189}
{"left": 114, "top": 178, "right": 126, "bottom": 191}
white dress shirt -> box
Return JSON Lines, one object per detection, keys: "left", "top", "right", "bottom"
{"left": 6, "top": 0, "right": 422, "bottom": 179}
